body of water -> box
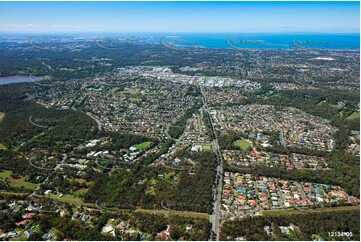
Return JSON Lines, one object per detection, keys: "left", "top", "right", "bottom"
{"left": 0, "top": 76, "right": 42, "bottom": 85}
{"left": 138, "top": 33, "right": 360, "bottom": 50}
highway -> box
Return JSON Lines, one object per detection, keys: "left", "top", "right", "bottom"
{"left": 200, "top": 85, "right": 223, "bottom": 241}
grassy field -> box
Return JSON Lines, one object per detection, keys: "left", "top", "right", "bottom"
{"left": 49, "top": 194, "right": 85, "bottom": 206}
{"left": 123, "top": 88, "right": 141, "bottom": 95}
{"left": 346, "top": 111, "right": 360, "bottom": 120}
{"left": 39, "top": 194, "right": 97, "bottom": 209}
{"left": 109, "top": 87, "right": 121, "bottom": 94}
{"left": 73, "top": 188, "right": 88, "bottom": 195}
{"left": 0, "top": 170, "right": 12, "bottom": 179}
{"left": 9, "top": 177, "right": 38, "bottom": 190}
{"left": 233, "top": 139, "right": 251, "bottom": 150}
{"left": 202, "top": 145, "right": 213, "bottom": 152}
{"left": 0, "top": 170, "right": 37, "bottom": 190}
{"left": 0, "top": 143, "right": 7, "bottom": 150}
{"left": 71, "top": 178, "right": 93, "bottom": 186}
{"left": 27, "top": 132, "right": 45, "bottom": 144}
{"left": 129, "top": 97, "right": 142, "bottom": 103}
{"left": 145, "top": 178, "right": 157, "bottom": 195}
{"left": 133, "top": 141, "right": 153, "bottom": 151}
{"left": 0, "top": 112, "right": 4, "bottom": 122}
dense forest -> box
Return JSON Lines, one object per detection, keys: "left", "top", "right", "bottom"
{"left": 85, "top": 150, "right": 216, "bottom": 214}
{"left": 0, "top": 83, "right": 96, "bottom": 149}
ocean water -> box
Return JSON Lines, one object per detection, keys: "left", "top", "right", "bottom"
{"left": 138, "top": 33, "right": 360, "bottom": 50}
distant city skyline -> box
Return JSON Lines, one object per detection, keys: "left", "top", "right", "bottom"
{"left": 0, "top": 1, "right": 359, "bottom": 34}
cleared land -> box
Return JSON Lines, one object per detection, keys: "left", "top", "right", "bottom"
{"left": 109, "top": 87, "right": 121, "bottom": 94}
{"left": 73, "top": 188, "right": 88, "bottom": 195}
{"left": 233, "top": 139, "right": 251, "bottom": 150}
{"left": 123, "top": 88, "right": 142, "bottom": 95}
{"left": 49, "top": 194, "right": 85, "bottom": 206}
{"left": 0, "top": 170, "right": 12, "bottom": 179}
{"left": 346, "top": 111, "right": 360, "bottom": 120}
{"left": 71, "top": 178, "right": 92, "bottom": 186}
{"left": 202, "top": 145, "right": 213, "bottom": 152}
{"left": 133, "top": 141, "right": 153, "bottom": 151}
{"left": 9, "top": 177, "right": 38, "bottom": 190}
{"left": 0, "top": 170, "right": 38, "bottom": 190}
{"left": 129, "top": 97, "right": 142, "bottom": 103}
{"left": 0, "top": 143, "right": 6, "bottom": 150}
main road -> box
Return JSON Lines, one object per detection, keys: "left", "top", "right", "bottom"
{"left": 200, "top": 85, "right": 223, "bottom": 241}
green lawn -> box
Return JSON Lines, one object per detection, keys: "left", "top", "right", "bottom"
{"left": 0, "top": 170, "right": 37, "bottom": 190}
{"left": 0, "top": 143, "right": 7, "bottom": 150}
{"left": 270, "top": 93, "right": 281, "bottom": 98}
{"left": 133, "top": 141, "right": 153, "bottom": 151}
{"left": 9, "top": 177, "right": 38, "bottom": 190}
{"left": 71, "top": 178, "right": 93, "bottom": 186}
{"left": 129, "top": 97, "right": 142, "bottom": 103}
{"left": 0, "top": 170, "right": 12, "bottom": 179}
{"left": 346, "top": 112, "right": 360, "bottom": 120}
{"left": 109, "top": 87, "right": 121, "bottom": 94}
{"left": 164, "top": 172, "right": 175, "bottom": 184}
{"left": 123, "top": 88, "right": 141, "bottom": 95}
{"left": 233, "top": 139, "right": 251, "bottom": 150}
{"left": 202, "top": 145, "right": 213, "bottom": 152}
{"left": 146, "top": 178, "right": 156, "bottom": 195}
{"left": 0, "top": 112, "right": 4, "bottom": 122}
{"left": 49, "top": 194, "right": 85, "bottom": 206}
{"left": 73, "top": 188, "right": 88, "bottom": 195}
{"left": 27, "top": 132, "right": 45, "bottom": 144}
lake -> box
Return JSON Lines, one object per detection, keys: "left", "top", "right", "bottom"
{"left": 0, "top": 76, "right": 42, "bottom": 85}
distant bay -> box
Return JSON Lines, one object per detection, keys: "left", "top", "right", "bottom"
{"left": 138, "top": 33, "right": 360, "bottom": 50}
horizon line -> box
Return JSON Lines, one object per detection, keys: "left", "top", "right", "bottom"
{"left": 1, "top": 31, "right": 360, "bottom": 35}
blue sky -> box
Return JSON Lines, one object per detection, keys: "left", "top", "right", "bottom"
{"left": 0, "top": 1, "right": 359, "bottom": 33}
